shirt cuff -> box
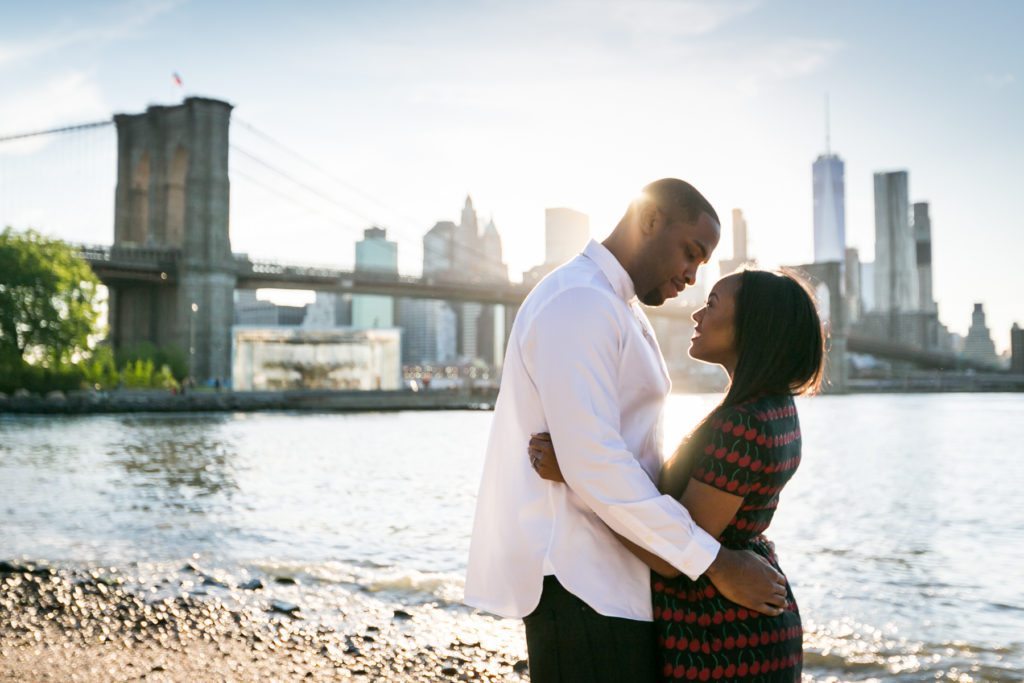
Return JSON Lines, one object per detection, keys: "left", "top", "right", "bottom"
{"left": 663, "top": 524, "right": 720, "bottom": 581}
{"left": 604, "top": 495, "right": 722, "bottom": 582}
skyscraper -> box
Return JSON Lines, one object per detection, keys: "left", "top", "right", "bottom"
{"left": 844, "top": 247, "right": 862, "bottom": 324}
{"left": 423, "top": 221, "right": 457, "bottom": 276}
{"left": 718, "top": 208, "right": 751, "bottom": 276}
{"left": 873, "top": 171, "right": 919, "bottom": 314}
{"left": 913, "top": 202, "right": 937, "bottom": 313}
{"left": 545, "top": 208, "right": 590, "bottom": 266}
{"left": 398, "top": 197, "right": 508, "bottom": 368}
{"left": 813, "top": 99, "right": 846, "bottom": 263}
{"left": 480, "top": 217, "right": 508, "bottom": 282}
{"left": 1011, "top": 323, "right": 1024, "bottom": 374}
{"left": 963, "top": 303, "right": 998, "bottom": 366}
{"left": 859, "top": 261, "right": 876, "bottom": 313}
{"left": 813, "top": 154, "right": 846, "bottom": 263}
{"left": 352, "top": 227, "right": 398, "bottom": 329}
{"left": 397, "top": 298, "right": 456, "bottom": 366}
{"left": 399, "top": 221, "right": 458, "bottom": 365}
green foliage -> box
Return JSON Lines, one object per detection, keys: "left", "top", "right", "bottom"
{"left": 80, "top": 345, "right": 179, "bottom": 392}
{"left": 82, "top": 345, "right": 120, "bottom": 389}
{"left": 116, "top": 341, "right": 188, "bottom": 381}
{"left": 0, "top": 227, "right": 102, "bottom": 368}
{"left": 0, "top": 361, "right": 85, "bottom": 394}
{"left": 0, "top": 228, "right": 183, "bottom": 395}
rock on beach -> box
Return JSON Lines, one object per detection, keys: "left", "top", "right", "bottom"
{"left": 0, "top": 561, "right": 528, "bottom": 682}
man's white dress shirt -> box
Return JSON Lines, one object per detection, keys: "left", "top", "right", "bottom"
{"left": 465, "top": 240, "right": 720, "bottom": 622}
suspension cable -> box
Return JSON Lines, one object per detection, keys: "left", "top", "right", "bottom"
{"left": 0, "top": 119, "right": 113, "bottom": 144}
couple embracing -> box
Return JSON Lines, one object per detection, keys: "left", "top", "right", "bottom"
{"left": 466, "top": 179, "right": 824, "bottom": 682}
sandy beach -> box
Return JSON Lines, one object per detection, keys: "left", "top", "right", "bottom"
{"left": 0, "top": 561, "right": 528, "bottom": 682}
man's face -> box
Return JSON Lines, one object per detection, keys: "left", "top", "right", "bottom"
{"left": 637, "top": 210, "right": 720, "bottom": 307}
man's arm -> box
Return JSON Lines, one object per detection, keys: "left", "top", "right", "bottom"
{"left": 528, "top": 396, "right": 790, "bottom": 614}
{"left": 521, "top": 287, "right": 719, "bottom": 580}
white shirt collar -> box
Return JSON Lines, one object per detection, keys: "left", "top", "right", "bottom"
{"left": 582, "top": 239, "right": 637, "bottom": 302}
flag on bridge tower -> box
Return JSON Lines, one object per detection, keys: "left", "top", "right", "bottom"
{"left": 172, "top": 72, "right": 183, "bottom": 88}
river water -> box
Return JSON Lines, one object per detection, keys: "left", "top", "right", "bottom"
{"left": 1, "top": 393, "right": 1021, "bottom": 681}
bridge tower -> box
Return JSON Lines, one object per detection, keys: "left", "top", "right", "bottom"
{"left": 110, "top": 97, "right": 236, "bottom": 381}
{"left": 788, "top": 261, "right": 848, "bottom": 393}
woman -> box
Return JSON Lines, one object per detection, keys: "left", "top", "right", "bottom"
{"left": 529, "top": 268, "right": 825, "bottom": 682}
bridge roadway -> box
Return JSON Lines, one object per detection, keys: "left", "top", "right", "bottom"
{"left": 77, "top": 243, "right": 697, "bottom": 319}
{"left": 846, "top": 333, "right": 1000, "bottom": 373}
{"left": 78, "top": 243, "right": 1007, "bottom": 372}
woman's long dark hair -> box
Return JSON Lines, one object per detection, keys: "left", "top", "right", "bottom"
{"left": 659, "top": 269, "right": 826, "bottom": 498}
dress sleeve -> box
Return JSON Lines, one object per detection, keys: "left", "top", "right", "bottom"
{"left": 690, "top": 407, "right": 768, "bottom": 497}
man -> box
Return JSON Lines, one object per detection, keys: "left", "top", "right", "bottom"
{"left": 465, "top": 179, "right": 787, "bottom": 682}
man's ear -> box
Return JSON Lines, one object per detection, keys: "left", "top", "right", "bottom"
{"left": 637, "top": 199, "right": 663, "bottom": 237}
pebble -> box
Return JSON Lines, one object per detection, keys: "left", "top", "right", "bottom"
{"left": 0, "top": 559, "right": 527, "bottom": 681}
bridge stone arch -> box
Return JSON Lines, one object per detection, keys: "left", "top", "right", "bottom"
{"left": 129, "top": 151, "right": 150, "bottom": 244}
{"left": 786, "top": 261, "right": 848, "bottom": 393}
{"left": 166, "top": 145, "right": 188, "bottom": 247}
{"left": 109, "top": 97, "right": 236, "bottom": 382}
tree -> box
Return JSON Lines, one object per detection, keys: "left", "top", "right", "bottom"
{"left": 0, "top": 228, "right": 102, "bottom": 368}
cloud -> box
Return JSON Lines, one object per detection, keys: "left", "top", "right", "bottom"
{"left": 530, "top": 0, "right": 760, "bottom": 39}
{"left": 733, "top": 39, "right": 844, "bottom": 97}
{"left": 0, "top": 0, "right": 183, "bottom": 70}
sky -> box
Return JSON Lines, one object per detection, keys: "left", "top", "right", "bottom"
{"left": 0, "top": 0, "right": 1021, "bottom": 350}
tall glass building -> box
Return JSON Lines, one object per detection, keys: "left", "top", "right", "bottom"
{"left": 873, "top": 171, "right": 919, "bottom": 313}
{"left": 813, "top": 153, "right": 846, "bottom": 263}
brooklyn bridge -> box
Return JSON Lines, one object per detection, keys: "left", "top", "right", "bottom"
{"left": 0, "top": 97, "right": 1002, "bottom": 389}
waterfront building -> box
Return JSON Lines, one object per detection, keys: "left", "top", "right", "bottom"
{"left": 1011, "top": 323, "right": 1024, "bottom": 374}
{"left": 399, "top": 221, "right": 459, "bottom": 365}
{"left": 232, "top": 327, "right": 401, "bottom": 391}
{"left": 234, "top": 290, "right": 280, "bottom": 326}
{"left": 963, "top": 303, "right": 999, "bottom": 366}
{"left": 718, "top": 208, "right": 752, "bottom": 276}
{"left": 873, "top": 171, "right": 919, "bottom": 315}
{"left": 397, "top": 298, "right": 457, "bottom": 365}
{"left": 914, "top": 202, "right": 937, "bottom": 313}
{"left": 302, "top": 292, "right": 339, "bottom": 329}
{"left": 352, "top": 227, "right": 398, "bottom": 329}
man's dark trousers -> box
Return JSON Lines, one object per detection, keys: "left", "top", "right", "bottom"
{"left": 523, "top": 575, "right": 656, "bottom": 683}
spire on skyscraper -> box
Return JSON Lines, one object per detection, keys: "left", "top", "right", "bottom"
{"left": 825, "top": 93, "right": 831, "bottom": 155}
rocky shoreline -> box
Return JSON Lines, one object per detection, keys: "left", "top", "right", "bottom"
{"left": 0, "top": 561, "right": 527, "bottom": 682}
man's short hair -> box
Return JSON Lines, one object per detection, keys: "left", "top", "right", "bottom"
{"left": 642, "top": 178, "right": 720, "bottom": 227}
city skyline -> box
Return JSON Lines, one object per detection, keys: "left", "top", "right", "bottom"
{"left": 0, "top": 0, "right": 1021, "bottom": 349}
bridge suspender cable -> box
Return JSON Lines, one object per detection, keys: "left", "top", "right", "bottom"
{"left": 230, "top": 124, "right": 507, "bottom": 268}
{"left": 230, "top": 144, "right": 381, "bottom": 227}
{"left": 233, "top": 117, "right": 408, "bottom": 221}
{"left": 232, "top": 117, "right": 473, "bottom": 248}
{"left": 0, "top": 119, "right": 113, "bottom": 144}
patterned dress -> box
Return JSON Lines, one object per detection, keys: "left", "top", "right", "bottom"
{"left": 653, "top": 394, "right": 803, "bottom": 682}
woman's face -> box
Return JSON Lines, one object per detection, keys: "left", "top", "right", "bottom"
{"left": 690, "top": 273, "right": 740, "bottom": 371}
